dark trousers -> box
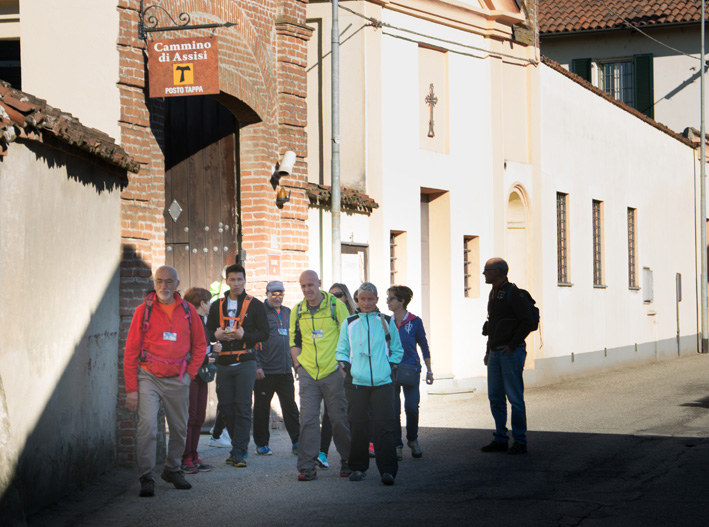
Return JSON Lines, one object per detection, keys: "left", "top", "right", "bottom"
{"left": 253, "top": 373, "right": 300, "bottom": 446}
{"left": 216, "top": 361, "right": 257, "bottom": 456}
{"left": 346, "top": 382, "right": 398, "bottom": 477}
{"left": 182, "top": 379, "right": 209, "bottom": 461}
{"left": 395, "top": 382, "right": 420, "bottom": 446}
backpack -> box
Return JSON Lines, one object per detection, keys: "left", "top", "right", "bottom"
{"left": 294, "top": 293, "right": 340, "bottom": 331}
{"left": 509, "top": 283, "right": 540, "bottom": 331}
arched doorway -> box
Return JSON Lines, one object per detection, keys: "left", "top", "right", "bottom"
{"left": 506, "top": 186, "right": 535, "bottom": 367}
{"left": 164, "top": 95, "right": 239, "bottom": 292}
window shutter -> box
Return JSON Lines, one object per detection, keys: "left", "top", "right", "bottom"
{"left": 571, "top": 58, "right": 592, "bottom": 82}
{"left": 633, "top": 54, "right": 654, "bottom": 119}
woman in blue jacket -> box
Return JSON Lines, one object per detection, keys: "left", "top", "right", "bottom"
{"left": 336, "top": 282, "right": 403, "bottom": 485}
{"left": 386, "top": 285, "right": 433, "bottom": 460}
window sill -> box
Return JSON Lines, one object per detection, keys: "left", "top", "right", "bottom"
{"left": 593, "top": 284, "right": 608, "bottom": 289}
{"left": 557, "top": 282, "right": 573, "bottom": 287}
{"left": 629, "top": 286, "right": 641, "bottom": 291}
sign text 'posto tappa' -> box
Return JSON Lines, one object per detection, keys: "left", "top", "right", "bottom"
{"left": 153, "top": 40, "right": 212, "bottom": 63}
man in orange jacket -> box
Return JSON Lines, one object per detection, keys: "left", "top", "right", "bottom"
{"left": 124, "top": 266, "right": 207, "bottom": 497}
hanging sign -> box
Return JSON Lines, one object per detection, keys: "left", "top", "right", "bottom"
{"left": 147, "top": 36, "right": 220, "bottom": 98}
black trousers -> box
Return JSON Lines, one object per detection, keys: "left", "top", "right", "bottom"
{"left": 345, "top": 382, "right": 398, "bottom": 477}
{"left": 253, "top": 373, "right": 300, "bottom": 447}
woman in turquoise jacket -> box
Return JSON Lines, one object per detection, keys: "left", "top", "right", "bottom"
{"left": 336, "top": 282, "right": 403, "bottom": 485}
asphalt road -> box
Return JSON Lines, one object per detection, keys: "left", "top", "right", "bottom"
{"left": 27, "top": 354, "right": 709, "bottom": 527}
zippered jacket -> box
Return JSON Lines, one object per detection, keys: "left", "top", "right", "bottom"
{"left": 484, "top": 280, "right": 534, "bottom": 350}
{"left": 257, "top": 301, "right": 293, "bottom": 374}
{"left": 336, "top": 311, "right": 404, "bottom": 387}
{"left": 289, "top": 292, "right": 350, "bottom": 380}
{"left": 396, "top": 312, "right": 430, "bottom": 372}
{"left": 123, "top": 292, "right": 207, "bottom": 393}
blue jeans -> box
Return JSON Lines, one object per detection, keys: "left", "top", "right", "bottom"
{"left": 487, "top": 345, "right": 527, "bottom": 445}
{"left": 395, "top": 382, "right": 420, "bottom": 446}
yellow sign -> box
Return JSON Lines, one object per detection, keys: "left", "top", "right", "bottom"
{"left": 147, "top": 37, "right": 220, "bottom": 98}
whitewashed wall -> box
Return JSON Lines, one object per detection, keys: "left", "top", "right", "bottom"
{"left": 20, "top": 0, "right": 121, "bottom": 140}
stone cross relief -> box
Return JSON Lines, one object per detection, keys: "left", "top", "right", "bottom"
{"left": 425, "top": 83, "right": 438, "bottom": 138}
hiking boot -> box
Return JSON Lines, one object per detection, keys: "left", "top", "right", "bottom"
{"left": 231, "top": 454, "right": 246, "bottom": 468}
{"left": 209, "top": 435, "right": 232, "bottom": 448}
{"left": 193, "top": 458, "right": 212, "bottom": 472}
{"left": 316, "top": 451, "right": 329, "bottom": 469}
{"left": 181, "top": 461, "right": 199, "bottom": 474}
{"left": 408, "top": 440, "right": 423, "bottom": 458}
{"left": 161, "top": 469, "right": 192, "bottom": 490}
{"left": 507, "top": 442, "right": 528, "bottom": 455}
{"left": 256, "top": 445, "right": 273, "bottom": 456}
{"left": 381, "top": 473, "right": 395, "bottom": 486}
{"left": 291, "top": 442, "right": 298, "bottom": 455}
{"left": 480, "top": 441, "right": 508, "bottom": 453}
{"left": 368, "top": 442, "right": 375, "bottom": 457}
{"left": 297, "top": 469, "right": 317, "bottom": 481}
{"left": 349, "top": 471, "right": 366, "bottom": 482}
{"left": 138, "top": 476, "right": 154, "bottom": 497}
{"left": 226, "top": 454, "right": 235, "bottom": 465}
{"left": 396, "top": 446, "right": 403, "bottom": 461}
{"left": 339, "top": 460, "right": 353, "bottom": 477}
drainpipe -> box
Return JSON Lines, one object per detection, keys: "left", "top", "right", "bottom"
{"left": 331, "top": 0, "right": 342, "bottom": 283}
{"left": 702, "top": 0, "right": 708, "bottom": 353}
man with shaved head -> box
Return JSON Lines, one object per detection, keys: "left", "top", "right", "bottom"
{"left": 290, "top": 270, "right": 351, "bottom": 481}
{"left": 124, "top": 265, "right": 207, "bottom": 497}
{"left": 480, "top": 257, "right": 534, "bottom": 455}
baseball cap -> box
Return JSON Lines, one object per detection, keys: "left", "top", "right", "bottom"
{"left": 266, "top": 281, "right": 285, "bottom": 292}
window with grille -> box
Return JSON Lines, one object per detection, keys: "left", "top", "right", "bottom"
{"left": 389, "top": 231, "right": 407, "bottom": 286}
{"left": 627, "top": 208, "right": 638, "bottom": 288}
{"left": 389, "top": 232, "right": 397, "bottom": 285}
{"left": 463, "top": 235, "right": 480, "bottom": 298}
{"left": 592, "top": 200, "right": 604, "bottom": 286}
{"left": 557, "top": 192, "right": 569, "bottom": 284}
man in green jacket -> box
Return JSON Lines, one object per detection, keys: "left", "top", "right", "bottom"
{"left": 290, "top": 270, "right": 351, "bottom": 481}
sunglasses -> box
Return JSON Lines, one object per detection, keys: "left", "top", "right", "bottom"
{"left": 386, "top": 296, "right": 401, "bottom": 302}
{"left": 332, "top": 291, "right": 344, "bottom": 298}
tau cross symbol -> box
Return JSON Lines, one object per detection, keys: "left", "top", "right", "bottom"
{"left": 425, "top": 83, "right": 438, "bottom": 138}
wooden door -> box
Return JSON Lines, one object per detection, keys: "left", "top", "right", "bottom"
{"left": 164, "top": 96, "right": 237, "bottom": 292}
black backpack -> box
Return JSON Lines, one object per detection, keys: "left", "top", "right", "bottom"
{"left": 509, "top": 284, "right": 540, "bottom": 331}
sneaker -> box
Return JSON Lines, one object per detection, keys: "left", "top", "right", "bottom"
{"left": 316, "top": 451, "right": 329, "bottom": 469}
{"left": 349, "top": 470, "right": 366, "bottom": 482}
{"left": 408, "top": 440, "right": 423, "bottom": 459}
{"left": 181, "top": 461, "right": 199, "bottom": 474}
{"left": 396, "top": 446, "right": 403, "bottom": 461}
{"left": 291, "top": 442, "right": 298, "bottom": 455}
{"left": 368, "top": 442, "right": 375, "bottom": 457}
{"left": 161, "top": 469, "right": 192, "bottom": 490}
{"left": 139, "top": 476, "right": 154, "bottom": 497}
{"left": 232, "top": 453, "right": 247, "bottom": 467}
{"left": 193, "top": 458, "right": 212, "bottom": 472}
{"left": 381, "top": 473, "right": 395, "bottom": 486}
{"left": 481, "top": 440, "right": 509, "bottom": 453}
{"left": 298, "top": 469, "right": 317, "bottom": 481}
{"left": 339, "top": 460, "right": 353, "bottom": 477}
{"left": 226, "top": 454, "right": 235, "bottom": 465}
{"left": 507, "top": 442, "right": 528, "bottom": 455}
{"left": 256, "top": 445, "right": 273, "bottom": 456}
{"left": 209, "top": 435, "right": 232, "bottom": 448}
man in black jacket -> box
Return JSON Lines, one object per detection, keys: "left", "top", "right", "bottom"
{"left": 252, "top": 281, "right": 300, "bottom": 456}
{"left": 207, "top": 264, "right": 268, "bottom": 467}
{"left": 481, "top": 258, "right": 534, "bottom": 455}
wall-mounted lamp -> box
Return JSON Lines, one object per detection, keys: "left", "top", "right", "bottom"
{"left": 276, "top": 187, "right": 291, "bottom": 209}
{"left": 270, "top": 150, "right": 296, "bottom": 190}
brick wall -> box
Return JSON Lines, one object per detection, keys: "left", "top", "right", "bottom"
{"left": 115, "top": 0, "right": 312, "bottom": 465}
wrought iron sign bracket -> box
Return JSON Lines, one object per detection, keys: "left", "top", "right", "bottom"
{"left": 138, "top": 1, "right": 235, "bottom": 41}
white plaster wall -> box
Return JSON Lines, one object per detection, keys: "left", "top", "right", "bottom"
{"left": 19, "top": 0, "right": 121, "bottom": 140}
{"left": 0, "top": 142, "right": 121, "bottom": 515}
{"left": 541, "top": 26, "right": 706, "bottom": 134}
{"left": 540, "top": 63, "right": 699, "bottom": 365}
{"left": 376, "top": 10, "right": 499, "bottom": 378}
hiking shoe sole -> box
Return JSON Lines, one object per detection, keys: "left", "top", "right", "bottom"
{"left": 298, "top": 470, "right": 317, "bottom": 481}
{"left": 161, "top": 470, "right": 192, "bottom": 490}
{"left": 349, "top": 471, "right": 366, "bottom": 482}
{"left": 381, "top": 473, "right": 395, "bottom": 486}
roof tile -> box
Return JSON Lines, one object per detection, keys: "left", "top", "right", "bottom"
{"left": 539, "top": 0, "right": 704, "bottom": 34}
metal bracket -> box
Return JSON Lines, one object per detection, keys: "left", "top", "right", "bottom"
{"left": 138, "top": 1, "right": 235, "bottom": 41}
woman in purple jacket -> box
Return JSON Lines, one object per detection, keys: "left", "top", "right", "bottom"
{"left": 386, "top": 285, "right": 433, "bottom": 460}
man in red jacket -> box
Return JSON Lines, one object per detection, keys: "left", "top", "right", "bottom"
{"left": 124, "top": 266, "right": 207, "bottom": 497}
